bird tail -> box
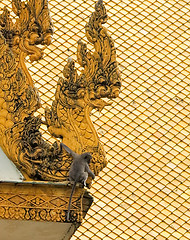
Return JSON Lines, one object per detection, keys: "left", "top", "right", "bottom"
{"left": 67, "top": 181, "right": 77, "bottom": 221}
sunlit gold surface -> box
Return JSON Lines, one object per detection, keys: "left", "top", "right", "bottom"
{"left": 1, "top": 0, "right": 190, "bottom": 239}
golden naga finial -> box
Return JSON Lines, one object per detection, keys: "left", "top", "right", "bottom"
{"left": 0, "top": 0, "right": 121, "bottom": 182}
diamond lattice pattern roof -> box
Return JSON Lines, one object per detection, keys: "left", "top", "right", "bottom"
{"left": 1, "top": 0, "right": 190, "bottom": 239}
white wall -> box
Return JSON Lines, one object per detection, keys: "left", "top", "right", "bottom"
{"left": 0, "top": 147, "right": 24, "bottom": 181}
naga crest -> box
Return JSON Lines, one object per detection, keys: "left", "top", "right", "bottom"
{"left": 0, "top": 0, "right": 121, "bottom": 182}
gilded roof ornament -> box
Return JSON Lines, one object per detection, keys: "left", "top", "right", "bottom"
{"left": 0, "top": 0, "right": 121, "bottom": 182}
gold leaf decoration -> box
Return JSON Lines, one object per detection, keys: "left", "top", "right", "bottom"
{"left": 0, "top": 0, "right": 121, "bottom": 182}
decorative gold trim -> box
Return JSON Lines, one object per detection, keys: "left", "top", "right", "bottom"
{"left": 0, "top": 182, "right": 92, "bottom": 223}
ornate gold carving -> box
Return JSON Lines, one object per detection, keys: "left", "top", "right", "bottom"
{"left": 0, "top": 182, "right": 92, "bottom": 222}
{"left": 45, "top": 0, "right": 121, "bottom": 176}
{"left": 0, "top": 0, "right": 67, "bottom": 181}
{"left": 0, "top": 0, "right": 121, "bottom": 181}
